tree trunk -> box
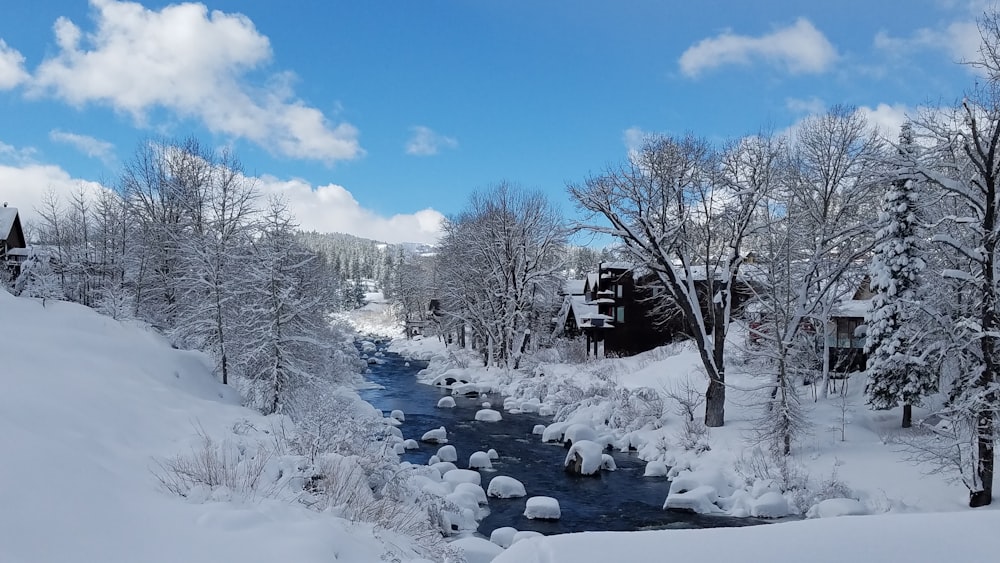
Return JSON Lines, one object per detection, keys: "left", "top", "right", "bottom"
{"left": 704, "top": 373, "right": 725, "bottom": 427}
{"left": 901, "top": 403, "right": 911, "bottom": 428}
{"left": 971, "top": 405, "right": 995, "bottom": 507}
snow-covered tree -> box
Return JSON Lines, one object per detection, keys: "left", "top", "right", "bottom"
{"left": 436, "top": 182, "right": 566, "bottom": 369}
{"left": 570, "top": 133, "right": 769, "bottom": 427}
{"left": 864, "top": 123, "right": 935, "bottom": 428}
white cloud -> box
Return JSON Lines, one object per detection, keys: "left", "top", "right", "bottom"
{"left": 0, "top": 161, "right": 109, "bottom": 233}
{"left": 874, "top": 21, "right": 981, "bottom": 65}
{"left": 679, "top": 18, "right": 837, "bottom": 77}
{"left": 405, "top": 126, "right": 458, "bottom": 156}
{"left": 49, "top": 129, "right": 116, "bottom": 166}
{"left": 859, "top": 103, "right": 911, "bottom": 140}
{"left": 29, "top": 0, "right": 362, "bottom": 162}
{"left": 257, "top": 176, "right": 443, "bottom": 244}
{"left": 0, "top": 38, "right": 28, "bottom": 89}
{"left": 785, "top": 96, "right": 826, "bottom": 115}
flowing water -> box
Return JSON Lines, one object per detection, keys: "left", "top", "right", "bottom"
{"left": 359, "top": 346, "right": 767, "bottom": 537}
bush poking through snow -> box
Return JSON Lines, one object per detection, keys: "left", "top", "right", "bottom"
{"left": 153, "top": 429, "right": 276, "bottom": 501}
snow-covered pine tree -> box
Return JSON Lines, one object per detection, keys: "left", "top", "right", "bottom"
{"left": 864, "top": 123, "right": 935, "bottom": 428}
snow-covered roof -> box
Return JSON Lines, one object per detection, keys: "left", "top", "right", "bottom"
{"left": 601, "top": 262, "right": 633, "bottom": 271}
{"left": 5, "top": 247, "right": 30, "bottom": 256}
{"left": 570, "top": 295, "right": 598, "bottom": 324}
{"left": 590, "top": 298, "right": 616, "bottom": 304}
{"left": 832, "top": 298, "right": 872, "bottom": 319}
{"left": 596, "top": 289, "right": 614, "bottom": 296}
{"left": 0, "top": 207, "right": 18, "bottom": 240}
{"left": 563, "top": 279, "right": 586, "bottom": 296}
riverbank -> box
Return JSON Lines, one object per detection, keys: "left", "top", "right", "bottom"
{"left": 389, "top": 331, "right": 976, "bottom": 522}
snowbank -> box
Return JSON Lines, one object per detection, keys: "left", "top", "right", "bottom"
{"left": 0, "top": 292, "right": 411, "bottom": 563}
{"left": 494, "top": 511, "right": 1000, "bottom": 563}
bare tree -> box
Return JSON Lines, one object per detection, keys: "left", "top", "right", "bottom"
{"left": 435, "top": 182, "right": 567, "bottom": 369}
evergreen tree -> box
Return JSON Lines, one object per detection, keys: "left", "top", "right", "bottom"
{"left": 865, "top": 123, "right": 935, "bottom": 428}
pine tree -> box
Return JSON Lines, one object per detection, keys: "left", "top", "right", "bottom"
{"left": 865, "top": 123, "right": 935, "bottom": 428}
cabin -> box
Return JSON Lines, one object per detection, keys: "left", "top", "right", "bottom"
{"left": 1, "top": 204, "right": 27, "bottom": 279}
{"left": 827, "top": 278, "right": 874, "bottom": 372}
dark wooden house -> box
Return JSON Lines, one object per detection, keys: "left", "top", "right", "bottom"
{"left": 0, "top": 205, "right": 27, "bottom": 278}
{"left": 827, "top": 279, "right": 875, "bottom": 372}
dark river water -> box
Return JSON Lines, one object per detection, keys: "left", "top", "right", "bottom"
{"left": 359, "top": 345, "right": 767, "bottom": 537}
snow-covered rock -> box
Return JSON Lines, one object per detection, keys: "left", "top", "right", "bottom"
{"left": 541, "top": 422, "right": 570, "bottom": 443}
{"left": 562, "top": 423, "right": 597, "bottom": 446}
{"left": 403, "top": 439, "right": 419, "bottom": 450}
{"left": 481, "top": 401, "right": 491, "bottom": 408}
{"left": 663, "top": 485, "right": 723, "bottom": 514}
{"left": 487, "top": 448, "right": 499, "bottom": 460}
{"left": 564, "top": 440, "right": 605, "bottom": 476}
{"left": 475, "top": 408, "right": 503, "bottom": 422}
{"left": 487, "top": 476, "right": 527, "bottom": 498}
{"left": 437, "top": 445, "right": 458, "bottom": 462}
{"left": 750, "top": 491, "right": 791, "bottom": 518}
{"left": 421, "top": 426, "right": 448, "bottom": 444}
{"left": 428, "top": 455, "right": 441, "bottom": 465}
{"left": 386, "top": 416, "right": 402, "bottom": 426}
{"left": 601, "top": 454, "right": 617, "bottom": 471}
{"left": 469, "top": 451, "right": 493, "bottom": 470}
{"left": 511, "top": 530, "right": 544, "bottom": 544}
{"left": 390, "top": 409, "right": 405, "bottom": 422}
{"left": 454, "top": 482, "right": 488, "bottom": 505}
{"left": 532, "top": 424, "right": 546, "bottom": 436}
{"left": 452, "top": 536, "right": 504, "bottom": 563}
{"left": 524, "top": 496, "right": 561, "bottom": 520}
{"left": 644, "top": 460, "right": 669, "bottom": 477}
{"left": 807, "top": 498, "right": 869, "bottom": 518}
{"left": 393, "top": 442, "right": 405, "bottom": 454}
{"left": 431, "top": 461, "right": 458, "bottom": 476}
{"left": 490, "top": 526, "right": 519, "bottom": 548}
{"left": 446, "top": 490, "right": 481, "bottom": 514}
{"left": 437, "top": 396, "right": 456, "bottom": 408}
{"left": 443, "top": 469, "right": 482, "bottom": 487}
{"left": 360, "top": 340, "right": 377, "bottom": 352}
{"left": 538, "top": 404, "right": 556, "bottom": 417}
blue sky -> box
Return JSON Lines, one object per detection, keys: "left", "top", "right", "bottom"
{"left": 0, "top": 0, "right": 989, "bottom": 244}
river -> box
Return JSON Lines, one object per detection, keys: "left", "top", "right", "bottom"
{"left": 359, "top": 345, "right": 766, "bottom": 537}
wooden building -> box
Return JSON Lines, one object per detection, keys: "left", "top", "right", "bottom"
{"left": 0, "top": 204, "right": 27, "bottom": 278}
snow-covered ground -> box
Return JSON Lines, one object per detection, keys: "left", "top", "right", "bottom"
{"left": 0, "top": 290, "right": 432, "bottom": 563}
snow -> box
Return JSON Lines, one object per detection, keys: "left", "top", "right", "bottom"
{"left": 487, "top": 448, "right": 499, "bottom": 460}
{"left": 524, "top": 496, "right": 562, "bottom": 520}
{"left": 564, "top": 440, "right": 606, "bottom": 476}
{"left": 749, "top": 491, "right": 791, "bottom": 518}
{"left": 454, "top": 482, "right": 488, "bottom": 505}
{"left": 562, "top": 423, "right": 597, "bottom": 445}
{"left": 437, "top": 444, "right": 458, "bottom": 462}
{"left": 437, "top": 396, "right": 456, "bottom": 408}
{"left": 403, "top": 439, "right": 419, "bottom": 450}
{"left": 443, "top": 469, "right": 482, "bottom": 487}
{"left": 541, "top": 421, "right": 570, "bottom": 443}
{"left": 420, "top": 426, "right": 448, "bottom": 443}
{"left": 600, "top": 454, "right": 617, "bottom": 471}
{"left": 489, "top": 526, "right": 519, "bottom": 548}
{"left": 663, "top": 485, "right": 724, "bottom": 514}
{"left": 451, "top": 536, "right": 504, "bottom": 563}
{"left": 807, "top": 498, "right": 869, "bottom": 518}
{"left": 511, "top": 530, "right": 544, "bottom": 544}
{"left": 475, "top": 408, "right": 503, "bottom": 422}
{"left": 469, "top": 451, "right": 493, "bottom": 470}
{"left": 495, "top": 511, "right": 1000, "bottom": 563}
{"left": 0, "top": 291, "right": 414, "bottom": 563}
{"left": 644, "top": 460, "right": 669, "bottom": 477}
{"left": 390, "top": 409, "right": 405, "bottom": 421}
{"left": 531, "top": 424, "right": 546, "bottom": 435}
{"left": 430, "top": 461, "right": 458, "bottom": 476}
{"left": 487, "top": 476, "right": 527, "bottom": 498}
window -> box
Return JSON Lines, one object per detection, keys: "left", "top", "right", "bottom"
{"left": 615, "top": 306, "right": 625, "bottom": 323}
{"left": 615, "top": 284, "right": 623, "bottom": 298}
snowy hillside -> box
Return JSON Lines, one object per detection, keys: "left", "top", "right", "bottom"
{"left": 0, "top": 291, "right": 411, "bottom": 563}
